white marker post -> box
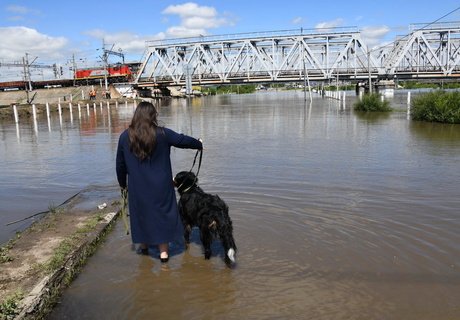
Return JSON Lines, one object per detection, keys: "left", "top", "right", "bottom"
{"left": 13, "top": 104, "right": 19, "bottom": 123}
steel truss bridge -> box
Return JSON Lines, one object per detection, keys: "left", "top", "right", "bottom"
{"left": 134, "top": 22, "right": 460, "bottom": 87}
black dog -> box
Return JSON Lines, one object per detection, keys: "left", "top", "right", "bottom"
{"left": 174, "top": 171, "right": 237, "bottom": 264}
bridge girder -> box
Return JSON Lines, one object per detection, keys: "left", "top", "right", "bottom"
{"left": 382, "top": 23, "right": 460, "bottom": 76}
{"left": 135, "top": 23, "right": 460, "bottom": 86}
{"left": 135, "top": 28, "right": 378, "bottom": 86}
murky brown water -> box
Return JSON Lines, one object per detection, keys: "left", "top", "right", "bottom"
{"left": 1, "top": 90, "right": 460, "bottom": 319}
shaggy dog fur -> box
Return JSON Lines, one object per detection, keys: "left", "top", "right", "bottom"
{"left": 174, "top": 171, "right": 237, "bottom": 264}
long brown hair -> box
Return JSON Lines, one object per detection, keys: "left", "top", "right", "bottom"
{"left": 128, "top": 101, "right": 159, "bottom": 161}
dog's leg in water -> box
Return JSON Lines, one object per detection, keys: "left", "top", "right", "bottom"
{"left": 220, "top": 230, "right": 237, "bottom": 263}
{"left": 184, "top": 225, "right": 192, "bottom": 246}
{"left": 200, "top": 226, "right": 213, "bottom": 259}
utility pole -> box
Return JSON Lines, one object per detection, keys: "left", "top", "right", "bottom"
{"left": 102, "top": 40, "right": 109, "bottom": 91}
{"left": 0, "top": 54, "right": 58, "bottom": 104}
{"left": 72, "top": 54, "right": 77, "bottom": 86}
{"left": 100, "top": 40, "right": 125, "bottom": 91}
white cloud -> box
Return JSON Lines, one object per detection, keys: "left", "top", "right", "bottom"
{"left": 182, "top": 16, "right": 228, "bottom": 29}
{"left": 315, "top": 18, "right": 344, "bottom": 30}
{"left": 361, "top": 25, "right": 390, "bottom": 48}
{"left": 292, "top": 17, "right": 303, "bottom": 25}
{"left": 166, "top": 26, "right": 207, "bottom": 38}
{"left": 5, "top": 5, "right": 41, "bottom": 21}
{"left": 83, "top": 29, "right": 165, "bottom": 57}
{"left": 162, "top": 2, "right": 217, "bottom": 18}
{"left": 6, "top": 5, "right": 32, "bottom": 14}
{"left": 161, "top": 2, "right": 232, "bottom": 38}
{"left": 0, "top": 26, "right": 67, "bottom": 61}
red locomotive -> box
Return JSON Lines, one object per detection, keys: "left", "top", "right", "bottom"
{"left": 75, "top": 64, "right": 133, "bottom": 81}
{"left": 0, "top": 62, "right": 141, "bottom": 90}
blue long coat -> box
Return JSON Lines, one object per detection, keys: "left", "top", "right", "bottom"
{"left": 116, "top": 127, "right": 202, "bottom": 245}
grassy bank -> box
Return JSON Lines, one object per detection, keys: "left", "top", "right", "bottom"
{"left": 411, "top": 90, "right": 460, "bottom": 124}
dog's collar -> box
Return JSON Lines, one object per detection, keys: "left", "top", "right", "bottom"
{"left": 177, "top": 179, "right": 196, "bottom": 193}
{"left": 181, "top": 184, "right": 194, "bottom": 193}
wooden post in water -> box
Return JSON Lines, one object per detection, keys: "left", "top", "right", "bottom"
{"left": 69, "top": 103, "right": 73, "bottom": 123}
{"left": 46, "top": 102, "right": 51, "bottom": 132}
{"left": 78, "top": 103, "right": 81, "bottom": 119}
{"left": 13, "top": 104, "right": 19, "bottom": 123}
{"left": 407, "top": 92, "right": 411, "bottom": 116}
{"left": 32, "top": 104, "right": 38, "bottom": 133}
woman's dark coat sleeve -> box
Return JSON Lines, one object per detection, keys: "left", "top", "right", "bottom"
{"left": 116, "top": 131, "right": 128, "bottom": 189}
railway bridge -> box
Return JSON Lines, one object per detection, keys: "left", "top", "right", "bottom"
{"left": 134, "top": 22, "right": 460, "bottom": 89}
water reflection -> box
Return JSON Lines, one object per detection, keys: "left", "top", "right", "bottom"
{"left": 410, "top": 121, "right": 460, "bottom": 141}
{"left": 354, "top": 111, "right": 392, "bottom": 122}
{"left": 1, "top": 91, "right": 460, "bottom": 319}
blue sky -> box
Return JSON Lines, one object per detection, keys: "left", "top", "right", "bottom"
{"left": 1, "top": 0, "right": 460, "bottom": 80}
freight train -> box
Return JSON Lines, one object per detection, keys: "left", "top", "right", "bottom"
{"left": 0, "top": 63, "right": 139, "bottom": 91}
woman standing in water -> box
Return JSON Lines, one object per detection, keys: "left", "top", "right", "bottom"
{"left": 116, "top": 101, "right": 202, "bottom": 263}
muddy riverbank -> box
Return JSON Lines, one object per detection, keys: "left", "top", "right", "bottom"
{"left": 0, "top": 85, "right": 128, "bottom": 121}
{"left": 0, "top": 186, "right": 122, "bottom": 319}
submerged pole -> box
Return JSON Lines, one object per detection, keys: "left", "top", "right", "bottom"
{"left": 46, "top": 102, "right": 50, "bottom": 119}
{"left": 69, "top": 102, "right": 73, "bottom": 123}
{"left": 32, "top": 104, "right": 38, "bottom": 133}
{"left": 46, "top": 102, "right": 51, "bottom": 132}
{"left": 13, "top": 104, "right": 19, "bottom": 123}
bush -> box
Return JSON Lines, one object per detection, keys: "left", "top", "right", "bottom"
{"left": 354, "top": 93, "right": 392, "bottom": 112}
{"left": 411, "top": 90, "right": 460, "bottom": 124}
{"left": 201, "top": 85, "right": 256, "bottom": 95}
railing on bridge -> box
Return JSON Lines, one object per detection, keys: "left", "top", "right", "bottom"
{"left": 135, "top": 22, "right": 460, "bottom": 87}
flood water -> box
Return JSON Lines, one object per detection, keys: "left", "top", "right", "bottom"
{"left": 1, "top": 90, "right": 460, "bottom": 319}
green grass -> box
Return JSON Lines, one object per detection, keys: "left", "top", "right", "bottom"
{"left": 202, "top": 84, "right": 256, "bottom": 95}
{"left": 354, "top": 93, "right": 392, "bottom": 112}
{"left": 401, "top": 81, "right": 460, "bottom": 90}
{"left": 411, "top": 90, "right": 460, "bottom": 124}
{"left": 38, "top": 213, "right": 104, "bottom": 273}
{"left": 0, "top": 233, "right": 21, "bottom": 264}
{"left": 0, "top": 291, "right": 24, "bottom": 319}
